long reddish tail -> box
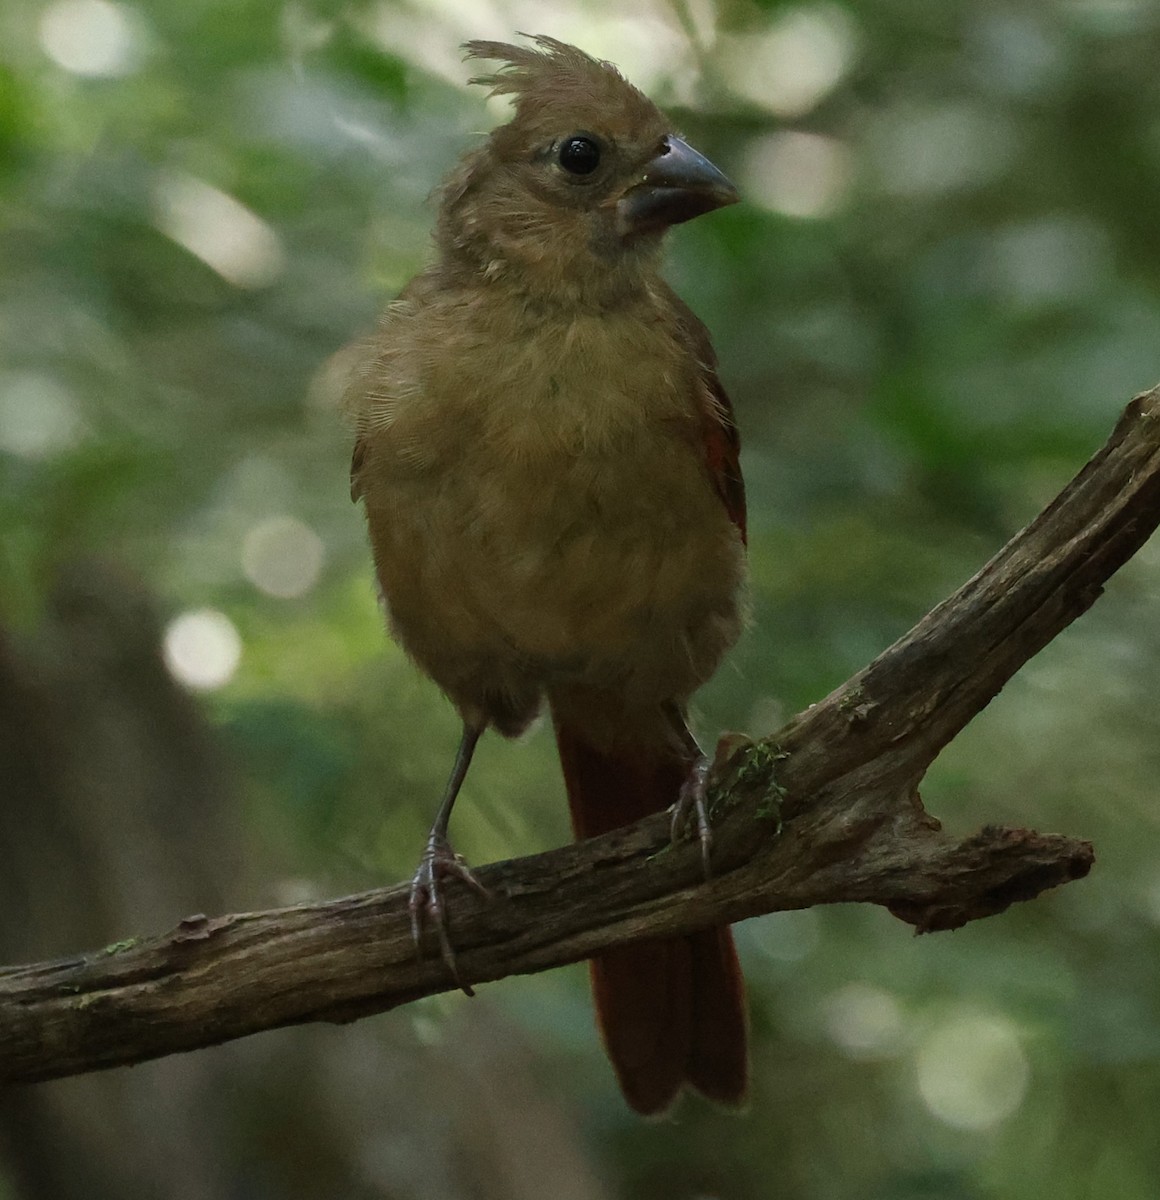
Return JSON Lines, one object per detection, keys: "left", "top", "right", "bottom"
{"left": 553, "top": 713, "right": 747, "bottom": 1115}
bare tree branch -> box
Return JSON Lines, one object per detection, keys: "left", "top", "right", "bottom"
{"left": 5, "top": 384, "right": 1160, "bottom": 1088}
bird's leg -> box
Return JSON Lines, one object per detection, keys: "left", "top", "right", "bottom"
{"left": 663, "top": 702, "right": 714, "bottom": 879}
{"left": 409, "top": 721, "right": 489, "bottom": 996}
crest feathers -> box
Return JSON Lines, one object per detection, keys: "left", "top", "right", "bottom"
{"left": 461, "top": 34, "right": 658, "bottom": 132}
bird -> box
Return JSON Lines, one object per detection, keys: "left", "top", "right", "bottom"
{"left": 346, "top": 34, "right": 748, "bottom": 1115}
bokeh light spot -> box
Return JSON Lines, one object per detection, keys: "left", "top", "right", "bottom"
{"left": 987, "top": 217, "right": 1111, "bottom": 306}
{"left": 39, "top": 0, "right": 140, "bottom": 77}
{"left": 722, "top": 6, "right": 857, "bottom": 118}
{"left": 0, "top": 373, "right": 83, "bottom": 458}
{"left": 163, "top": 609, "right": 242, "bottom": 691}
{"left": 824, "top": 982, "right": 905, "bottom": 1058}
{"left": 871, "top": 104, "right": 1016, "bottom": 196}
{"left": 915, "top": 1011, "right": 1030, "bottom": 1130}
{"left": 743, "top": 131, "right": 851, "bottom": 219}
{"left": 242, "top": 516, "right": 325, "bottom": 599}
{"left": 972, "top": 10, "right": 1064, "bottom": 97}
{"left": 153, "top": 171, "right": 285, "bottom": 289}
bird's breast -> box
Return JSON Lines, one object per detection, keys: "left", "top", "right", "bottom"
{"left": 360, "top": 297, "right": 744, "bottom": 702}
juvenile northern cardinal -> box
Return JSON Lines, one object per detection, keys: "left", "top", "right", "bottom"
{"left": 347, "top": 35, "right": 748, "bottom": 1114}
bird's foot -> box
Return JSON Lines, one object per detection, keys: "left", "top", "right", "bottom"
{"left": 671, "top": 754, "right": 714, "bottom": 879}
{"left": 408, "top": 834, "right": 488, "bottom": 997}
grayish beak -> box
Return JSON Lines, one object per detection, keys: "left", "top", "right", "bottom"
{"left": 617, "top": 136, "right": 739, "bottom": 237}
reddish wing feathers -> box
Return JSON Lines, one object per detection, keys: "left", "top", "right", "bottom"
{"left": 703, "top": 374, "right": 747, "bottom": 545}
{"left": 668, "top": 291, "right": 747, "bottom": 544}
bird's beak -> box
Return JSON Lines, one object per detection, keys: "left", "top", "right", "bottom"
{"left": 617, "top": 136, "right": 739, "bottom": 237}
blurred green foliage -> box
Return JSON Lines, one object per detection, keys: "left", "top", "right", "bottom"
{"left": 4, "top": 0, "right": 1160, "bottom": 1196}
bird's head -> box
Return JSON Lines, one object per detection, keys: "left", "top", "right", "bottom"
{"left": 435, "top": 35, "right": 738, "bottom": 307}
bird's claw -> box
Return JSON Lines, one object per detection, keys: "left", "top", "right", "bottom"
{"left": 408, "top": 834, "right": 488, "bottom": 997}
{"left": 671, "top": 754, "right": 714, "bottom": 880}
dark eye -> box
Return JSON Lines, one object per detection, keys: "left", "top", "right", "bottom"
{"left": 558, "top": 135, "right": 601, "bottom": 175}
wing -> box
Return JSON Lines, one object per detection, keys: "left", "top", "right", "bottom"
{"left": 333, "top": 337, "right": 376, "bottom": 504}
{"left": 669, "top": 294, "right": 747, "bottom": 545}
{"left": 700, "top": 369, "right": 746, "bottom": 546}
{"left": 350, "top": 435, "right": 366, "bottom": 503}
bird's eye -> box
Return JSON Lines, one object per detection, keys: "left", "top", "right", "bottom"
{"left": 558, "top": 135, "right": 601, "bottom": 176}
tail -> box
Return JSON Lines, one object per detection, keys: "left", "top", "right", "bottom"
{"left": 553, "top": 712, "right": 748, "bottom": 1115}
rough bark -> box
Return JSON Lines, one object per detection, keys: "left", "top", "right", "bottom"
{"left": 5, "top": 384, "right": 1160, "bottom": 1088}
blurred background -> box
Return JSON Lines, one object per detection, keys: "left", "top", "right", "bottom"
{"left": 3, "top": 0, "right": 1160, "bottom": 1196}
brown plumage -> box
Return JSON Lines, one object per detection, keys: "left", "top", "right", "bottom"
{"left": 347, "top": 35, "right": 748, "bottom": 1114}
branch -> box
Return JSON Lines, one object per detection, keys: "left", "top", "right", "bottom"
{"left": 6, "top": 385, "right": 1160, "bottom": 1087}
